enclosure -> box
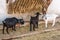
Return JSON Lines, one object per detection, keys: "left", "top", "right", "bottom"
{"left": 0, "top": 0, "right": 60, "bottom": 40}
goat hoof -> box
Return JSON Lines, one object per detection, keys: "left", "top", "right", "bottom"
{"left": 36, "top": 27, "right": 38, "bottom": 28}
{"left": 35, "top": 26, "right": 38, "bottom": 28}
{"left": 33, "top": 29, "right": 35, "bottom": 31}
{"left": 52, "top": 25, "right": 55, "bottom": 27}
{"left": 30, "top": 30, "right": 32, "bottom": 31}
{"left": 3, "top": 32, "right": 4, "bottom": 34}
{"left": 7, "top": 33, "right": 9, "bottom": 34}
{"left": 14, "top": 29, "right": 16, "bottom": 31}
{"left": 45, "top": 27, "right": 48, "bottom": 29}
{"left": 52, "top": 26, "right": 53, "bottom": 27}
{"left": 3, "top": 33, "right": 4, "bottom": 34}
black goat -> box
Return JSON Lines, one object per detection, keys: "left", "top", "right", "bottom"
{"left": 30, "top": 12, "right": 40, "bottom": 31}
{"left": 2, "top": 17, "right": 24, "bottom": 34}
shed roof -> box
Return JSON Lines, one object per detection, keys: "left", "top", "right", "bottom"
{"left": 7, "top": 0, "right": 52, "bottom": 14}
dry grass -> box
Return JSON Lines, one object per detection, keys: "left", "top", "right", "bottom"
{"left": 0, "top": 22, "right": 60, "bottom": 40}
{"left": 13, "top": 30, "right": 60, "bottom": 40}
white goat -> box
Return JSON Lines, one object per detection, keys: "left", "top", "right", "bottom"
{"left": 43, "top": 14, "right": 58, "bottom": 28}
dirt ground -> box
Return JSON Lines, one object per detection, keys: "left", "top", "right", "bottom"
{"left": 0, "top": 21, "right": 60, "bottom": 40}
{"left": 13, "top": 30, "right": 60, "bottom": 40}
{"left": 12, "top": 22, "right": 60, "bottom": 40}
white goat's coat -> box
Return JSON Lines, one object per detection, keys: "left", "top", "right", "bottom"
{"left": 43, "top": 0, "right": 60, "bottom": 28}
{"left": 43, "top": 14, "right": 58, "bottom": 28}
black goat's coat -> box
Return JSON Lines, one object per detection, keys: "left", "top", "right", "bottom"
{"left": 30, "top": 17, "right": 38, "bottom": 31}
{"left": 30, "top": 12, "right": 40, "bottom": 31}
{"left": 2, "top": 17, "right": 24, "bottom": 34}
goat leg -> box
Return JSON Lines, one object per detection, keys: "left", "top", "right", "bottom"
{"left": 30, "top": 23, "right": 32, "bottom": 31}
{"left": 33, "top": 24, "right": 35, "bottom": 31}
{"left": 13, "top": 25, "right": 16, "bottom": 31}
{"left": 36, "top": 22, "right": 38, "bottom": 28}
{"left": 12, "top": 26, "right": 14, "bottom": 31}
{"left": 3, "top": 25, "right": 5, "bottom": 34}
{"left": 6, "top": 27, "right": 9, "bottom": 34}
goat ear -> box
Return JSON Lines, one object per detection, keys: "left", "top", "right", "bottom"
{"left": 6, "top": 0, "right": 9, "bottom": 3}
